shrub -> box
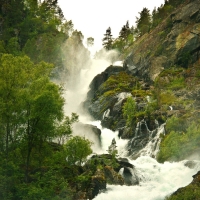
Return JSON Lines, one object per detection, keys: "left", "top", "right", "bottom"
{"left": 64, "top": 136, "right": 93, "bottom": 166}
{"left": 157, "top": 120, "right": 200, "bottom": 162}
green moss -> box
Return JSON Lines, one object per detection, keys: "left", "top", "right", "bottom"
{"left": 100, "top": 72, "right": 137, "bottom": 95}
{"left": 155, "top": 67, "right": 186, "bottom": 92}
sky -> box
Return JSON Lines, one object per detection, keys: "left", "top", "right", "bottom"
{"left": 58, "top": 0, "right": 165, "bottom": 52}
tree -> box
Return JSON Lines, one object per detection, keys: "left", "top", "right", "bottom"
{"left": 122, "top": 96, "right": 136, "bottom": 127}
{"left": 119, "top": 21, "right": 131, "bottom": 41}
{"left": 0, "top": 54, "right": 66, "bottom": 183}
{"left": 135, "top": 7, "right": 151, "bottom": 36}
{"left": 56, "top": 113, "right": 79, "bottom": 145}
{"left": 86, "top": 37, "right": 94, "bottom": 47}
{"left": 64, "top": 136, "right": 92, "bottom": 165}
{"left": 102, "top": 27, "right": 113, "bottom": 50}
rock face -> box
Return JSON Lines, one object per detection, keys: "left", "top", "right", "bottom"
{"left": 123, "top": 0, "right": 200, "bottom": 82}
{"left": 73, "top": 122, "right": 101, "bottom": 148}
{"left": 85, "top": 65, "right": 124, "bottom": 103}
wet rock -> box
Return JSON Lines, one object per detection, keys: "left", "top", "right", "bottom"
{"left": 104, "top": 166, "right": 124, "bottom": 185}
{"left": 122, "top": 167, "right": 139, "bottom": 186}
{"left": 87, "top": 65, "right": 124, "bottom": 100}
{"left": 73, "top": 122, "right": 101, "bottom": 148}
{"left": 90, "top": 169, "right": 106, "bottom": 199}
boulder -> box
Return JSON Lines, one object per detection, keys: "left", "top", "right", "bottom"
{"left": 73, "top": 122, "right": 101, "bottom": 148}
{"left": 104, "top": 165, "right": 124, "bottom": 185}
{"left": 90, "top": 169, "right": 106, "bottom": 199}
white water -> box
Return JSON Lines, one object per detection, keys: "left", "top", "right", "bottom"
{"left": 92, "top": 121, "right": 200, "bottom": 200}
{"left": 63, "top": 51, "right": 200, "bottom": 200}
{"left": 94, "top": 156, "right": 199, "bottom": 200}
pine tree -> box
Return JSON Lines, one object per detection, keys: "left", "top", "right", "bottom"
{"left": 135, "top": 7, "right": 151, "bottom": 36}
{"left": 102, "top": 27, "right": 113, "bottom": 50}
{"left": 119, "top": 21, "right": 131, "bottom": 41}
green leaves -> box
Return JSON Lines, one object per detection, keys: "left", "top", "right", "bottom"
{"left": 122, "top": 96, "right": 136, "bottom": 127}
{"left": 158, "top": 118, "right": 200, "bottom": 162}
{"left": 64, "top": 136, "right": 93, "bottom": 166}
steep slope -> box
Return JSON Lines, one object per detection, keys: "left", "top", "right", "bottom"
{"left": 124, "top": 0, "right": 200, "bottom": 82}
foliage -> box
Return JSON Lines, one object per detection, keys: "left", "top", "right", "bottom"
{"left": 56, "top": 113, "right": 79, "bottom": 145}
{"left": 100, "top": 72, "right": 137, "bottom": 96}
{"left": 155, "top": 67, "right": 186, "bottom": 91}
{"left": 165, "top": 184, "right": 200, "bottom": 200}
{"left": 102, "top": 27, "right": 113, "bottom": 50}
{"left": 64, "top": 136, "right": 93, "bottom": 166}
{"left": 0, "top": 54, "right": 81, "bottom": 199}
{"left": 135, "top": 7, "right": 151, "bottom": 36}
{"left": 122, "top": 97, "right": 136, "bottom": 127}
{"left": 157, "top": 119, "right": 200, "bottom": 162}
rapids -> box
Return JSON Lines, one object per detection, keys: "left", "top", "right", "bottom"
{"left": 63, "top": 53, "right": 200, "bottom": 200}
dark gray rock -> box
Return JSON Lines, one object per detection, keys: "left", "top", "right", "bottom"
{"left": 73, "top": 122, "right": 101, "bottom": 148}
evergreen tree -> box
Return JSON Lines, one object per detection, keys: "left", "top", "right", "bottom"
{"left": 102, "top": 27, "right": 113, "bottom": 50}
{"left": 119, "top": 21, "right": 131, "bottom": 41}
{"left": 135, "top": 7, "right": 151, "bottom": 36}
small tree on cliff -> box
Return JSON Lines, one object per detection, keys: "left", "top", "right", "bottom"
{"left": 119, "top": 21, "right": 131, "bottom": 41}
{"left": 135, "top": 7, "right": 151, "bottom": 36}
{"left": 102, "top": 27, "right": 113, "bottom": 50}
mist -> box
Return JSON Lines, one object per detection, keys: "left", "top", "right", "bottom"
{"left": 59, "top": 38, "right": 120, "bottom": 150}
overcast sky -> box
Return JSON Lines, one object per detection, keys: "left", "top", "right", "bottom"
{"left": 58, "top": 0, "right": 165, "bottom": 51}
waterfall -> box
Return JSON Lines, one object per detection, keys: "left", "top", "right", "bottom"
{"left": 169, "top": 106, "right": 173, "bottom": 110}
{"left": 138, "top": 123, "right": 165, "bottom": 158}
{"left": 103, "top": 109, "right": 110, "bottom": 120}
{"left": 63, "top": 53, "right": 200, "bottom": 200}
{"left": 94, "top": 156, "right": 200, "bottom": 200}
{"left": 91, "top": 119, "right": 199, "bottom": 200}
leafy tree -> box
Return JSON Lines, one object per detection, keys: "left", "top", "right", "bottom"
{"left": 6, "top": 37, "right": 21, "bottom": 56}
{"left": 102, "top": 27, "right": 113, "bottom": 50}
{"left": 135, "top": 7, "right": 151, "bottom": 36}
{"left": 158, "top": 119, "right": 200, "bottom": 162}
{"left": 0, "top": 54, "right": 65, "bottom": 183}
{"left": 0, "top": 40, "right": 6, "bottom": 54}
{"left": 61, "top": 20, "right": 74, "bottom": 36}
{"left": 56, "top": 113, "right": 79, "bottom": 145}
{"left": 65, "top": 136, "right": 93, "bottom": 166}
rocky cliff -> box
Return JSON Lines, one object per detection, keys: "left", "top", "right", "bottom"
{"left": 124, "top": 0, "right": 200, "bottom": 82}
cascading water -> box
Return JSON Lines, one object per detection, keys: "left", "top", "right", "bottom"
{"left": 92, "top": 120, "right": 200, "bottom": 200}
{"left": 63, "top": 53, "right": 200, "bottom": 200}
